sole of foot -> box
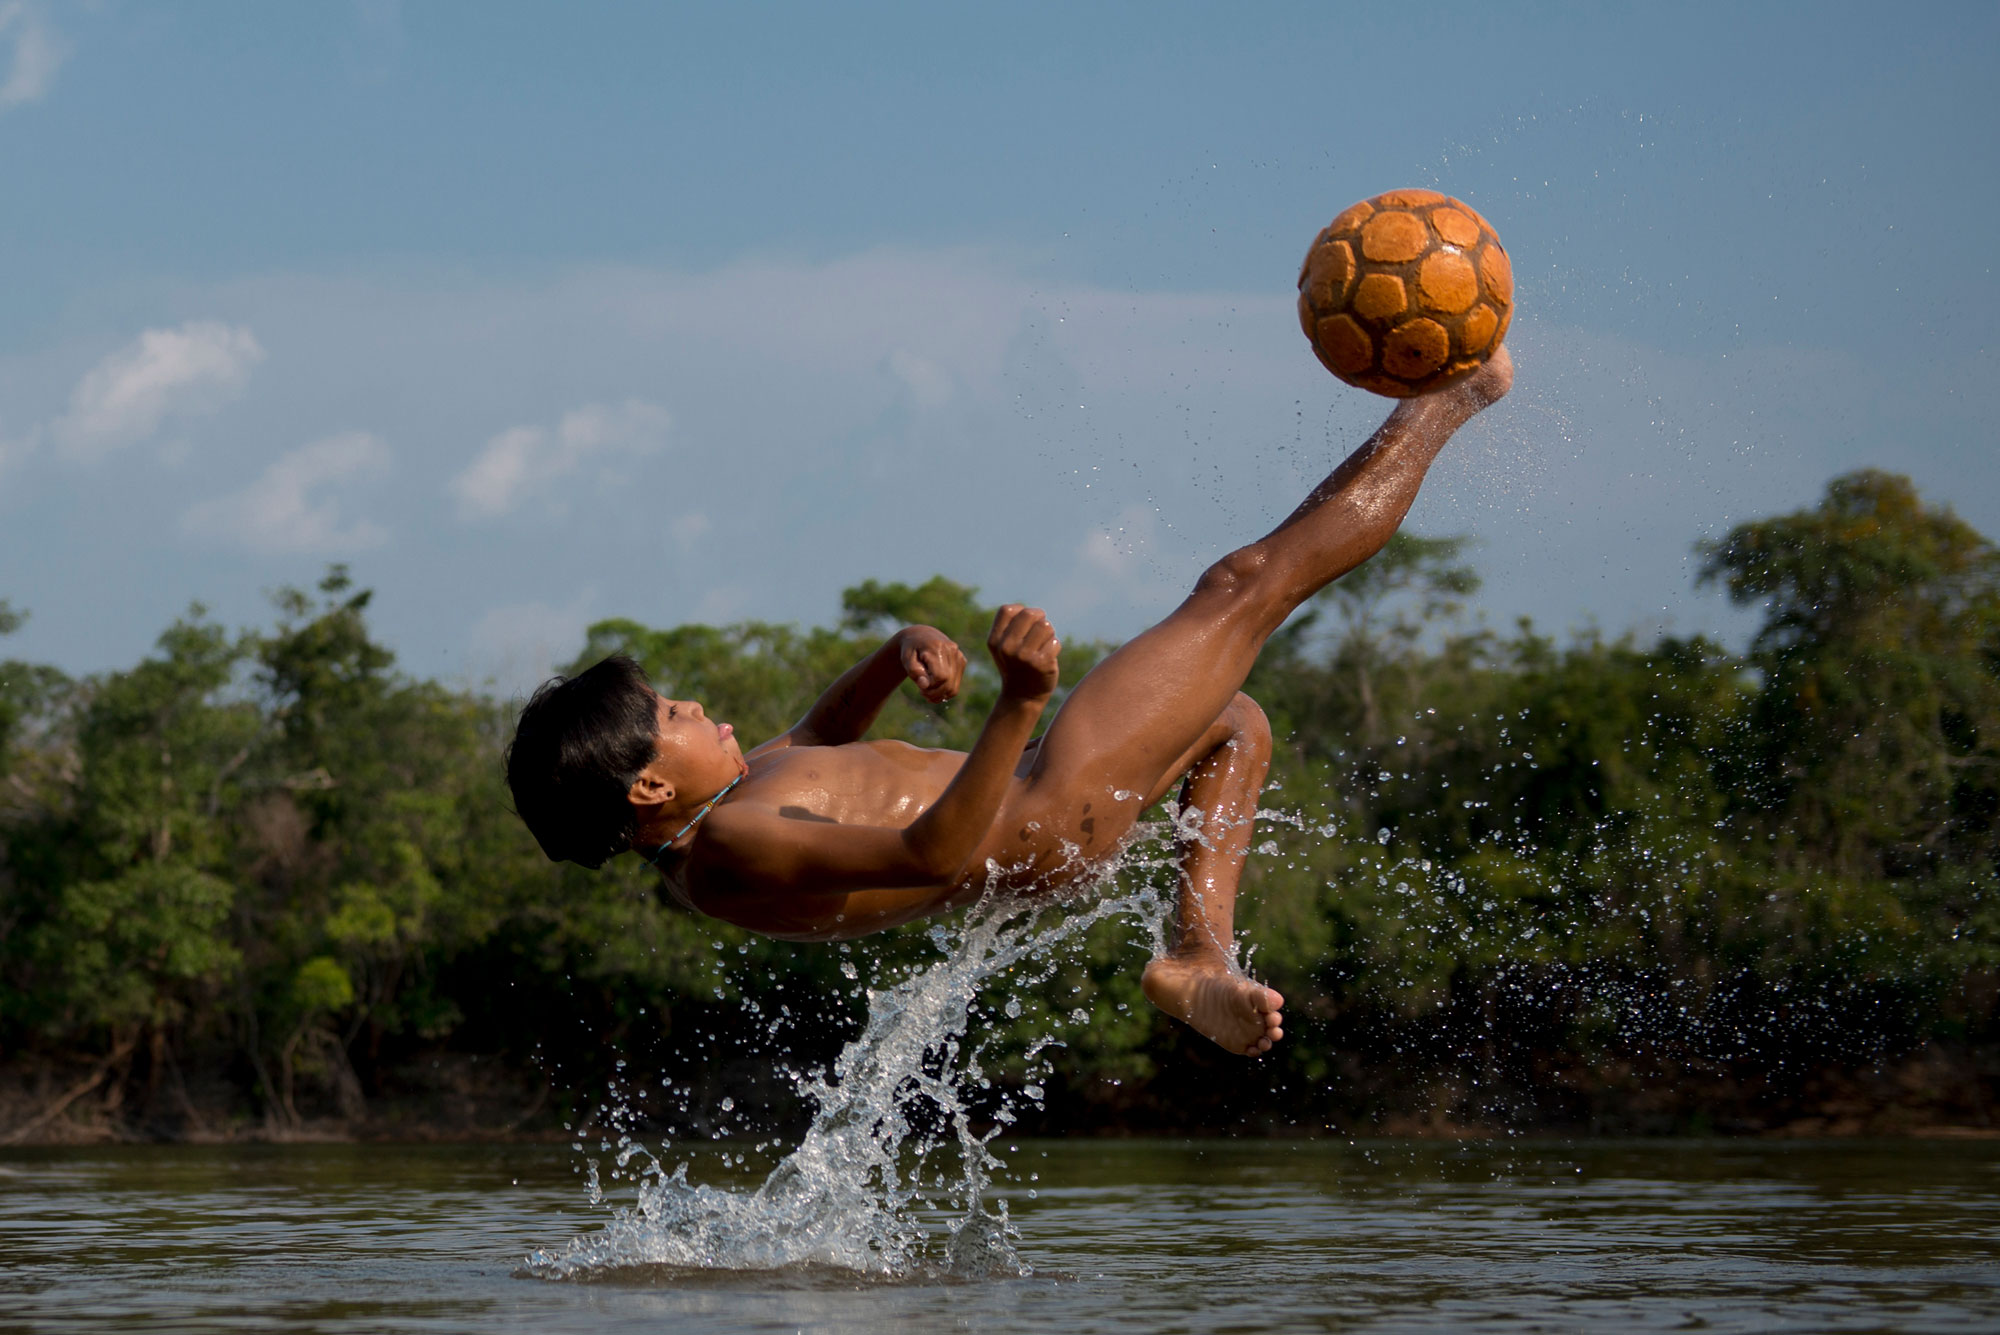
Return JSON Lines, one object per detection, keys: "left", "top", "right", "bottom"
{"left": 1141, "top": 956, "right": 1285, "bottom": 1056}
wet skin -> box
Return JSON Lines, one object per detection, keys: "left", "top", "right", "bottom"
{"left": 631, "top": 350, "right": 1513, "bottom": 1054}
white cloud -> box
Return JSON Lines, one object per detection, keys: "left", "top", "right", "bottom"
{"left": 9, "top": 244, "right": 1991, "bottom": 686}
{"left": 1052, "top": 505, "right": 1188, "bottom": 622}
{"left": 180, "top": 431, "right": 391, "bottom": 554}
{"left": 468, "top": 596, "right": 595, "bottom": 697}
{"left": 670, "top": 510, "right": 712, "bottom": 553}
{"left": 0, "top": 2, "right": 64, "bottom": 110}
{"left": 450, "top": 398, "right": 670, "bottom": 519}
{"left": 887, "top": 349, "right": 954, "bottom": 408}
{"left": 54, "top": 322, "right": 265, "bottom": 459}
{"left": 1078, "top": 507, "right": 1161, "bottom": 578}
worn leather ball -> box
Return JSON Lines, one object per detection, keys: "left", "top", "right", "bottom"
{"left": 1298, "top": 189, "right": 1512, "bottom": 397}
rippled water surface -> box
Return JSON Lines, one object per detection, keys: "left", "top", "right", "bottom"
{"left": 3, "top": 1139, "right": 1998, "bottom": 1333}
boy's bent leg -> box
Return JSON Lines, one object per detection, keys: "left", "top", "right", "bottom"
{"left": 1139, "top": 693, "right": 1285, "bottom": 1055}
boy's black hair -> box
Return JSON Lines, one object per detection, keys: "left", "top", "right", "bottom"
{"left": 505, "top": 654, "right": 659, "bottom": 869}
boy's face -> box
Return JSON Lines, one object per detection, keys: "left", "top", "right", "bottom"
{"left": 647, "top": 691, "right": 746, "bottom": 799}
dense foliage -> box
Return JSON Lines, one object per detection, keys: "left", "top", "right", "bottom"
{"left": 1, "top": 470, "right": 1994, "bottom": 1138}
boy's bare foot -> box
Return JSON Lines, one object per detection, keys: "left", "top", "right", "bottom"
{"left": 1461, "top": 343, "right": 1513, "bottom": 409}
{"left": 1141, "top": 954, "right": 1285, "bottom": 1056}
{"left": 1387, "top": 343, "right": 1513, "bottom": 435}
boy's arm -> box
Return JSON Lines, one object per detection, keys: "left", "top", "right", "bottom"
{"left": 754, "top": 625, "right": 966, "bottom": 754}
{"left": 705, "top": 607, "right": 1057, "bottom": 892}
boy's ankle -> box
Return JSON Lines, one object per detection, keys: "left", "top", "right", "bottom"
{"left": 1156, "top": 943, "right": 1235, "bottom": 971}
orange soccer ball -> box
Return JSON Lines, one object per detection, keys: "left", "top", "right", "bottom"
{"left": 1297, "top": 189, "right": 1513, "bottom": 397}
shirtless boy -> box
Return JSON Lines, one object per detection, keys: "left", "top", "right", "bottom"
{"left": 507, "top": 348, "right": 1511, "bottom": 1057}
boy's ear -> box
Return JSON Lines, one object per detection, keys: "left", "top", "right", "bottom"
{"left": 628, "top": 771, "right": 675, "bottom": 808}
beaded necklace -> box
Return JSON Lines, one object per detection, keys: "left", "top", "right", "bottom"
{"left": 641, "top": 771, "right": 743, "bottom": 867}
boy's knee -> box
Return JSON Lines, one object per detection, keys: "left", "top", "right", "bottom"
{"left": 1193, "top": 546, "right": 1272, "bottom": 603}
{"left": 1226, "top": 692, "right": 1272, "bottom": 749}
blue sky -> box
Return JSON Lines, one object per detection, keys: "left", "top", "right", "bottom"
{"left": 1, "top": 2, "right": 1995, "bottom": 694}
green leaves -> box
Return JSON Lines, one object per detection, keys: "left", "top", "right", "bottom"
{"left": 50, "top": 863, "right": 241, "bottom": 1028}
{"left": 1, "top": 483, "right": 1996, "bottom": 1134}
{"left": 290, "top": 956, "right": 355, "bottom": 1014}
{"left": 1698, "top": 470, "right": 2000, "bottom": 655}
{"left": 839, "top": 575, "right": 989, "bottom": 642}
{"left": 1697, "top": 469, "right": 2000, "bottom": 880}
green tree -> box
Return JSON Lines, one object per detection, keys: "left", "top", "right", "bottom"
{"left": 4, "top": 506, "right": 1994, "bottom": 1140}
{"left": 1698, "top": 469, "right": 2000, "bottom": 879}
{"left": 0, "top": 603, "right": 69, "bottom": 790}
{"left": 20, "top": 610, "right": 253, "bottom": 1045}
{"left": 232, "top": 568, "right": 533, "bottom": 1123}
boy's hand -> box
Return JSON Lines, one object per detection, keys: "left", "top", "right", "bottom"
{"left": 898, "top": 626, "right": 966, "bottom": 703}
{"left": 988, "top": 604, "right": 1060, "bottom": 701}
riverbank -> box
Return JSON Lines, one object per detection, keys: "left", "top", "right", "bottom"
{"left": 0, "top": 1051, "right": 559, "bottom": 1146}
{"left": 5, "top": 1041, "right": 1993, "bottom": 1145}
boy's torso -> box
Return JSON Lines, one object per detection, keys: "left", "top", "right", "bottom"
{"left": 661, "top": 739, "right": 973, "bottom": 939}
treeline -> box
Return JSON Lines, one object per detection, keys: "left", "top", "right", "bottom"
{"left": 0, "top": 468, "right": 1995, "bottom": 1140}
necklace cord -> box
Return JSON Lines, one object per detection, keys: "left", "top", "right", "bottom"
{"left": 642, "top": 771, "right": 743, "bottom": 866}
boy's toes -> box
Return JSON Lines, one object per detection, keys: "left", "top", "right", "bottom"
{"left": 1236, "top": 986, "right": 1284, "bottom": 1054}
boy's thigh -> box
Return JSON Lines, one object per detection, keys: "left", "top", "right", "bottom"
{"left": 1028, "top": 684, "right": 1245, "bottom": 806}
{"left": 1031, "top": 599, "right": 1265, "bottom": 789}
{"left": 987, "top": 704, "right": 1239, "bottom": 888}
{"left": 958, "top": 762, "right": 1149, "bottom": 896}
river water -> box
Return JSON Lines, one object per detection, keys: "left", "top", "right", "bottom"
{"left": 4, "top": 1138, "right": 1997, "bottom": 1333}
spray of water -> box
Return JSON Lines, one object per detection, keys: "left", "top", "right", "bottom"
{"left": 525, "top": 826, "right": 1188, "bottom": 1281}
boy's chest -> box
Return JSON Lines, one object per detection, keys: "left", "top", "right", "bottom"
{"left": 745, "top": 740, "right": 963, "bottom": 829}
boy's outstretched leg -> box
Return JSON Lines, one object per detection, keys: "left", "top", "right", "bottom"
{"left": 1013, "top": 345, "right": 1513, "bottom": 872}
{"left": 1000, "top": 350, "right": 1513, "bottom": 1048}
{"left": 1138, "top": 693, "right": 1284, "bottom": 1055}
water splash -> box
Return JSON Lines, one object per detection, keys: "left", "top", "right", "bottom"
{"left": 526, "top": 857, "right": 1177, "bottom": 1281}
